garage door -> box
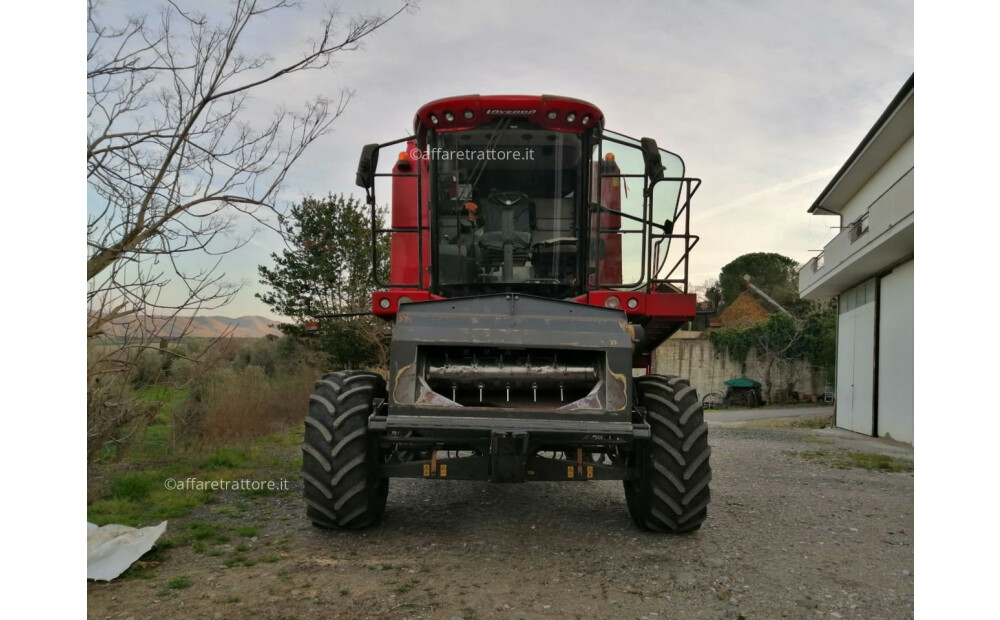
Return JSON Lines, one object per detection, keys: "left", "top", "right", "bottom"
{"left": 877, "top": 261, "right": 914, "bottom": 443}
{"left": 836, "top": 280, "right": 876, "bottom": 435}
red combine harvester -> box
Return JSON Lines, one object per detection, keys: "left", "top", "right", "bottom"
{"left": 302, "top": 94, "right": 710, "bottom": 533}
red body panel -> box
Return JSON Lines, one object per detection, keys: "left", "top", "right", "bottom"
{"left": 389, "top": 140, "right": 431, "bottom": 288}
{"left": 372, "top": 289, "right": 442, "bottom": 317}
{"left": 574, "top": 292, "right": 696, "bottom": 321}
{"left": 587, "top": 158, "right": 623, "bottom": 285}
{"left": 414, "top": 94, "right": 604, "bottom": 136}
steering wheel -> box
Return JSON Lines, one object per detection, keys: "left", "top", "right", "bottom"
{"left": 488, "top": 191, "right": 529, "bottom": 207}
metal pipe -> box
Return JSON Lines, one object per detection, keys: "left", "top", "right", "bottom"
{"left": 427, "top": 362, "right": 597, "bottom": 383}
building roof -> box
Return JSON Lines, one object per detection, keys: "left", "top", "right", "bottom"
{"left": 808, "top": 74, "right": 914, "bottom": 215}
{"left": 717, "top": 290, "right": 770, "bottom": 329}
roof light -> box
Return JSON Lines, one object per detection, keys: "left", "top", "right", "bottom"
{"left": 626, "top": 297, "right": 639, "bottom": 309}
{"left": 605, "top": 153, "right": 615, "bottom": 161}
{"left": 604, "top": 296, "right": 620, "bottom": 309}
{"left": 566, "top": 112, "right": 577, "bottom": 123}
{"left": 378, "top": 298, "right": 391, "bottom": 309}
{"left": 463, "top": 109, "right": 474, "bottom": 119}
{"left": 581, "top": 115, "right": 590, "bottom": 125}
{"left": 547, "top": 111, "right": 558, "bottom": 120}
{"left": 396, "top": 150, "right": 412, "bottom": 170}
{"left": 429, "top": 114, "right": 439, "bottom": 125}
{"left": 444, "top": 111, "right": 455, "bottom": 122}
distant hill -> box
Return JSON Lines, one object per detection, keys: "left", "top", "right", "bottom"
{"left": 94, "top": 314, "right": 284, "bottom": 340}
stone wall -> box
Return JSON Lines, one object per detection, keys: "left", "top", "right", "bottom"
{"left": 651, "top": 331, "right": 826, "bottom": 403}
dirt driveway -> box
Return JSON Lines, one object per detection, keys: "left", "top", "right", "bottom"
{"left": 88, "top": 423, "right": 913, "bottom": 619}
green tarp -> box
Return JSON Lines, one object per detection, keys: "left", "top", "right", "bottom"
{"left": 724, "top": 377, "right": 762, "bottom": 388}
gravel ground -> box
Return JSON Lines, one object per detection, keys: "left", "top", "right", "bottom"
{"left": 88, "top": 424, "right": 913, "bottom": 619}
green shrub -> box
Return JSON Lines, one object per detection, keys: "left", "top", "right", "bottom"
{"left": 108, "top": 472, "right": 156, "bottom": 502}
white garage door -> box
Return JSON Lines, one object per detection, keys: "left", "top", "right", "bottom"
{"left": 877, "top": 261, "right": 914, "bottom": 443}
{"left": 836, "top": 280, "right": 876, "bottom": 435}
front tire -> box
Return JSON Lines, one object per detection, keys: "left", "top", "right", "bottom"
{"left": 301, "top": 370, "right": 388, "bottom": 530}
{"left": 624, "top": 374, "right": 712, "bottom": 533}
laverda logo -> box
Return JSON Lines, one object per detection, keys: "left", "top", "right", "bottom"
{"left": 485, "top": 109, "right": 537, "bottom": 115}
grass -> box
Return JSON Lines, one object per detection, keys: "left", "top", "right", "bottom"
{"left": 202, "top": 447, "right": 249, "bottom": 469}
{"left": 803, "top": 435, "right": 834, "bottom": 444}
{"left": 123, "top": 386, "right": 191, "bottom": 461}
{"left": 395, "top": 580, "right": 419, "bottom": 594}
{"left": 87, "top": 380, "right": 308, "bottom": 582}
{"left": 837, "top": 451, "right": 913, "bottom": 472}
{"left": 789, "top": 448, "right": 913, "bottom": 472}
{"left": 166, "top": 576, "right": 192, "bottom": 589}
{"left": 87, "top": 431, "right": 301, "bottom": 528}
{"left": 187, "top": 521, "right": 231, "bottom": 543}
{"left": 107, "top": 472, "right": 158, "bottom": 502}
{"left": 87, "top": 485, "right": 215, "bottom": 526}
{"left": 236, "top": 525, "right": 258, "bottom": 538}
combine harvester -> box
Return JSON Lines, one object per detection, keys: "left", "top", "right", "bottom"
{"left": 302, "top": 95, "right": 711, "bottom": 533}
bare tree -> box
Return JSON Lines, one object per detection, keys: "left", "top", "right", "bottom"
{"left": 748, "top": 314, "right": 805, "bottom": 405}
{"left": 86, "top": 0, "right": 412, "bottom": 458}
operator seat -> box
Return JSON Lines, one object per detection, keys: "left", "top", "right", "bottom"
{"left": 479, "top": 193, "right": 533, "bottom": 252}
{"left": 478, "top": 192, "right": 534, "bottom": 282}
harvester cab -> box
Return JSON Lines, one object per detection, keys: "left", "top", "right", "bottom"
{"left": 302, "top": 95, "right": 711, "bottom": 534}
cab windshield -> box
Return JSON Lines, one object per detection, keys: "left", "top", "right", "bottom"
{"left": 431, "top": 119, "right": 583, "bottom": 297}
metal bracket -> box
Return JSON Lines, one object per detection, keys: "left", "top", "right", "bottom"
{"left": 489, "top": 431, "right": 529, "bottom": 482}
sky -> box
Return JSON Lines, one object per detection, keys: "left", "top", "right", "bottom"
{"left": 87, "top": 0, "right": 914, "bottom": 320}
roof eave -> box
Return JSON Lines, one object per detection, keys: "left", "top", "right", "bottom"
{"left": 807, "top": 74, "right": 915, "bottom": 214}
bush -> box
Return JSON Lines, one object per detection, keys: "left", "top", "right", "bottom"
{"left": 91, "top": 334, "right": 324, "bottom": 460}
{"left": 179, "top": 363, "right": 317, "bottom": 446}
{"left": 131, "top": 347, "right": 168, "bottom": 389}
{"left": 88, "top": 370, "right": 159, "bottom": 461}
{"left": 167, "top": 356, "right": 200, "bottom": 385}
{"left": 108, "top": 472, "right": 157, "bottom": 501}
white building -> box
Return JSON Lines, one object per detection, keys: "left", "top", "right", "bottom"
{"left": 798, "top": 75, "right": 914, "bottom": 444}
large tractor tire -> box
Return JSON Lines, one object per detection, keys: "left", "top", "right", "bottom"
{"left": 625, "top": 374, "right": 712, "bottom": 533}
{"left": 301, "top": 370, "right": 388, "bottom": 530}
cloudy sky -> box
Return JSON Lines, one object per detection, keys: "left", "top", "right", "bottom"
{"left": 88, "top": 0, "right": 914, "bottom": 320}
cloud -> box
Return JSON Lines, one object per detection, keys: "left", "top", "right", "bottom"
{"left": 88, "top": 0, "right": 913, "bottom": 317}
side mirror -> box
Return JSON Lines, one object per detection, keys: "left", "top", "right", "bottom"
{"left": 355, "top": 143, "right": 380, "bottom": 189}
{"left": 640, "top": 137, "right": 665, "bottom": 184}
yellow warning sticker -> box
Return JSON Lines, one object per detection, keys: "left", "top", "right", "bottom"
{"left": 567, "top": 466, "right": 575, "bottom": 479}
{"left": 422, "top": 464, "right": 430, "bottom": 477}
{"left": 440, "top": 464, "right": 448, "bottom": 477}
{"left": 587, "top": 466, "right": 594, "bottom": 479}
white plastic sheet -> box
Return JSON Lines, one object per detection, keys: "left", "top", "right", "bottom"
{"left": 87, "top": 520, "right": 168, "bottom": 581}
